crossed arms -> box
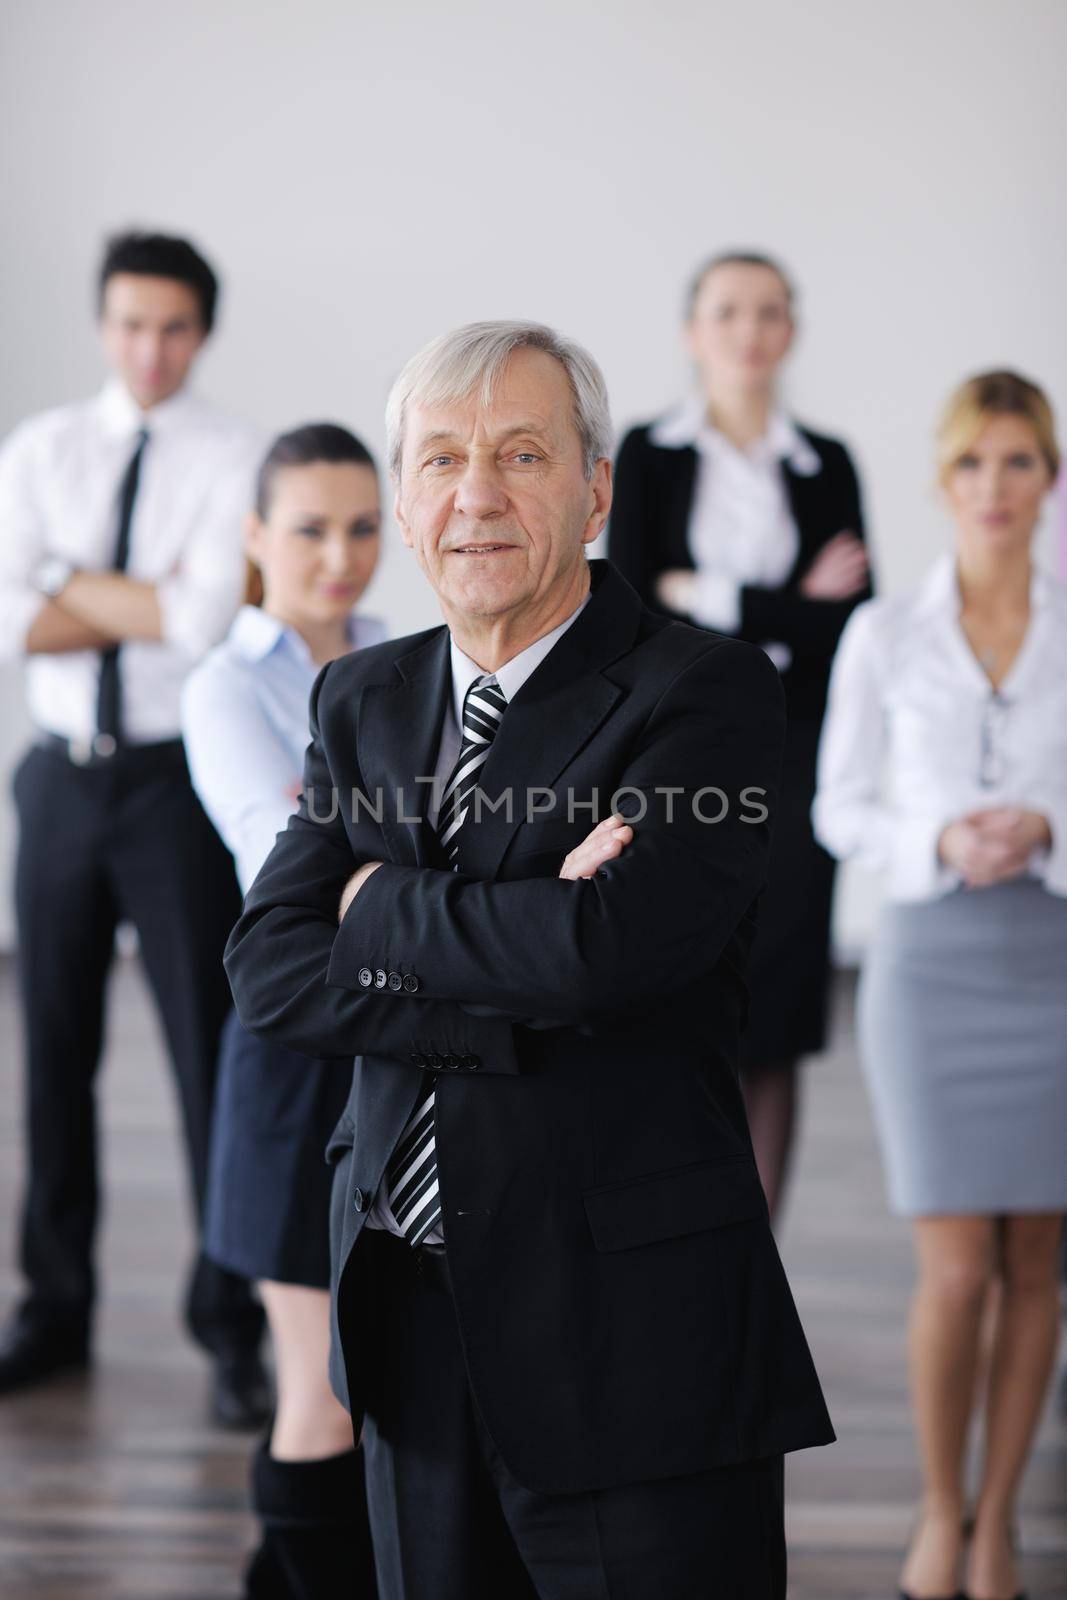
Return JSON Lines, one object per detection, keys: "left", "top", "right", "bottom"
{"left": 26, "top": 575, "right": 162, "bottom": 653}
{"left": 224, "top": 638, "right": 785, "bottom": 1070}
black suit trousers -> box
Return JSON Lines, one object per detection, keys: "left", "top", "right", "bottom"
{"left": 11, "top": 740, "right": 262, "bottom": 1353}
{"left": 355, "top": 1229, "right": 786, "bottom": 1600}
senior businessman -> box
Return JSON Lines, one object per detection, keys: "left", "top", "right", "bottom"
{"left": 224, "top": 320, "right": 833, "bottom": 1599}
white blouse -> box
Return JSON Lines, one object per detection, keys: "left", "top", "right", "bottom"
{"left": 649, "top": 399, "right": 821, "bottom": 661}
{"left": 813, "top": 554, "right": 1067, "bottom": 901}
{"left": 181, "top": 605, "right": 386, "bottom": 892}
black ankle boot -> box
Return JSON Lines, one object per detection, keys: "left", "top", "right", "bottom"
{"left": 244, "top": 1441, "right": 377, "bottom": 1599}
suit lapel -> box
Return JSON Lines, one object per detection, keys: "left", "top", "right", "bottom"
{"left": 457, "top": 672, "right": 622, "bottom": 881}
{"left": 355, "top": 561, "right": 643, "bottom": 880}
{"left": 667, "top": 447, "right": 699, "bottom": 568}
{"left": 454, "top": 561, "right": 639, "bottom": 881}
{"left": 357, "top": 627, "right": 451, "bottom": 867}
{"left": 782, "top": 438, "right": 830, "bottom": 583}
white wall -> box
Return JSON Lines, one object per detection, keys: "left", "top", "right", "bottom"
{"left": 2, "top": 0, "right": 1065, "bottom": 951}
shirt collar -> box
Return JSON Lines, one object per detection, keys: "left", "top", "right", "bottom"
{"left": 95, "top": 377, "right": 202, "bottom": 439}
{"left": 230, "top": 605, "right": 292, "bottom": 662}
{"left": 649, "top": 397, "right": 822, "bottom": 476}
{"left": 448, "top": 589, "right": 592, "bottom": 728}
{"left": 915, "top": 551, "right": 1053, "bottom": 618}
{"left": 229, "top": 604, "right": 380, "bottom": 664}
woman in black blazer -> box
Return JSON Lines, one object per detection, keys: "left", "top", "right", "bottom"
{"left": 609, "top": 251, "right": 872, "bottom": 1222}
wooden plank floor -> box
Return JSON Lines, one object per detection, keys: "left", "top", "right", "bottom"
{"left": 0, "top": 956, "right": 1064, "bottom": 1597}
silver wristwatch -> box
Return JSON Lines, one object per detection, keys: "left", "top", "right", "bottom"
{"left": 36, "top": 556, "right": 75, "bottom": 598}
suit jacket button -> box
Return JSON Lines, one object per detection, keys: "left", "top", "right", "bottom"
{"left": 445, "top": 1053, "right": 460, "bottom": 1069}
{"left": 429, "top": 1052, "right": 445, "bottom": 1069}
{"left": 374, "top": 969, "right": 387, "bottom": 989}
{"left": 387, "top": 971, "right": 403, "bottom": 991}
{"left": 466, "top": 1055, "right": 481, "bottom": 1070}
{"left": 402, "top": 974, "right": 420, "bottom": 993}
{"left": 410, "top": 1053, "right": 426, "bottom": 1068}
{"left": 353, "top": 1187, "right": 367, "bottom": 1212}
{"left": 357, "top": 967, "right": 373, "bottom": 988}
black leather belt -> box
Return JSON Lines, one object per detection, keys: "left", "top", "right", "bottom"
{"left": 37, "top": 731, "right": 185, "bottom": 768}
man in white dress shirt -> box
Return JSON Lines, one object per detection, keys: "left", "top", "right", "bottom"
{"left": 0, "top": 231, "right": 268, "bottom": 1419}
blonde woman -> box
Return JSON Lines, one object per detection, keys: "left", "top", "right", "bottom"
{"left": 815, "top": 372, "right": 1067, "bottom": 1600}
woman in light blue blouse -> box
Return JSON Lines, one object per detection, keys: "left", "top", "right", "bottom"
{"left": 182, "top": 424, "right": 383, "bottom": 1599}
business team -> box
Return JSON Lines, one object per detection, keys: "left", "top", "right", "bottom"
{"left": 0, "top": 230, "right": 1064, "bottom": 1600}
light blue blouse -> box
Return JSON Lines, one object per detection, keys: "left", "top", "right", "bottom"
{"left": 181, "top": 604, "right": 386, "bottom": 892}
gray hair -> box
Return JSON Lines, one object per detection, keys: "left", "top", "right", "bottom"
{"left": 385, "top": 320, "right": 612, "bottom": 481}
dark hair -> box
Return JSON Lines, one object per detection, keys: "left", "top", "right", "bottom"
{"left": 254, "top": 423, "right": 377, "bottom": 518}
{"left": 685, "top": 250, "right": 795, "bottom": 319}
{"left": 245, "top": 424, "right": 379, "bottom": 607}
{"left": 98, "top": 230, "right": 220, "bottom": 331}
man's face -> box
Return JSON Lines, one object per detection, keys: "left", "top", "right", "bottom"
{"left": 394, "top": 348, "right": 611, "bottom": 629}
{"left": 99, "top": 273, "right": 207, "bottom": 409}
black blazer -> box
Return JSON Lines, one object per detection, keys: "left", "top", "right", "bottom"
{"left": 224, "top": 559, "right": 834, "bottom": 1495}
{"left": 609, "top": 420, "right": 871, "bottom": 729}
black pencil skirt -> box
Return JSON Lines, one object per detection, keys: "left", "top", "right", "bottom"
{"left": 203, "top": 1010, "right": 353, "bottom": 1288}
{"left": 740, "top": 721, "right": 837, "bottom": 1071}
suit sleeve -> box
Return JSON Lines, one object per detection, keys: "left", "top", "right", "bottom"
{"left": 735, "top": 444, "right": 873, "bottom": 658}
{"left": 325, "top": 639, "right": 785, "bottom": 1026}
{"left": 223, "top": 665, "right": 521, "bottom": 1073}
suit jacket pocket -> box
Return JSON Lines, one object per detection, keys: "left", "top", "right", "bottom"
{"left": 506, "top": 816, "right": 585, "bottom": 863}
{"left": 583, "top": 1157, "right": 766, "bottom": 1252}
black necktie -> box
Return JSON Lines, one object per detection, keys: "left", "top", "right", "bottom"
{"left": 385, "top": 675, "right": 508, "bottom": 1245}
{"left": 96, "top": 428, "right": 149, "bottom": 749}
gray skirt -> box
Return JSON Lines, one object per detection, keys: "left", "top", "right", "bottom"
{"left": 858, "top": 876, "right": 1067, "bottom": 1216}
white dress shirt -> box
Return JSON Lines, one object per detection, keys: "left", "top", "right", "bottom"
{"left": 181, "top": 605, "right": 386, "bottom": 893}
{"left": 367, "top": 585, "right": 592, "bottom": 1243}
{"left": 0, "top": 380, "right": 261, "bottom": 741}
{"left": 814, "top": 554, "right": 1067, "bottom": 902}
{"left": 649, "top": 399, "right": 821, "bottom": 665}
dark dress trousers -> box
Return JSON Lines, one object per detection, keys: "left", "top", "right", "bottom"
{"left": 12, "top": 738, "right": 262, "bottom": 1353}
{"left": 609, "top": 424, "right": 872, "bottom": 1065}
{"left": 351, "top": 1225, "right": 789, "bottom": 1599}
{"left": 225, "top": 559, "right": 833, "bottom": 1509}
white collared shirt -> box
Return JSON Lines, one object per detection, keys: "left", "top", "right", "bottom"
{"left": 367, "top": 582, "right": 591, "bottom": 1243}
{"left": 813, "top": 554, "right": 1067, "bottom": 901}
{"left": 650, "top": 399, "right": 821, "bottom": 666}
{"left": 0, "top": 380, "right": 262, "bottom": 741}
{"left": 427, "top": 589, "right": 593, "bottom": 826}
{"left": 181, "top": 605, "right": 386, "bottom": 892}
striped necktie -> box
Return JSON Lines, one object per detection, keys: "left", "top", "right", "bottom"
{"left": 385, "top": 674, "right": 508, "bottom": 1246}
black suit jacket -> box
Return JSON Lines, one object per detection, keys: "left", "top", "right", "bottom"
{"left": 609, "top": 420, "right": 871, "bottom": 729}
{"left": 224, "top": 559, "right": 834, "bottom": 1494}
